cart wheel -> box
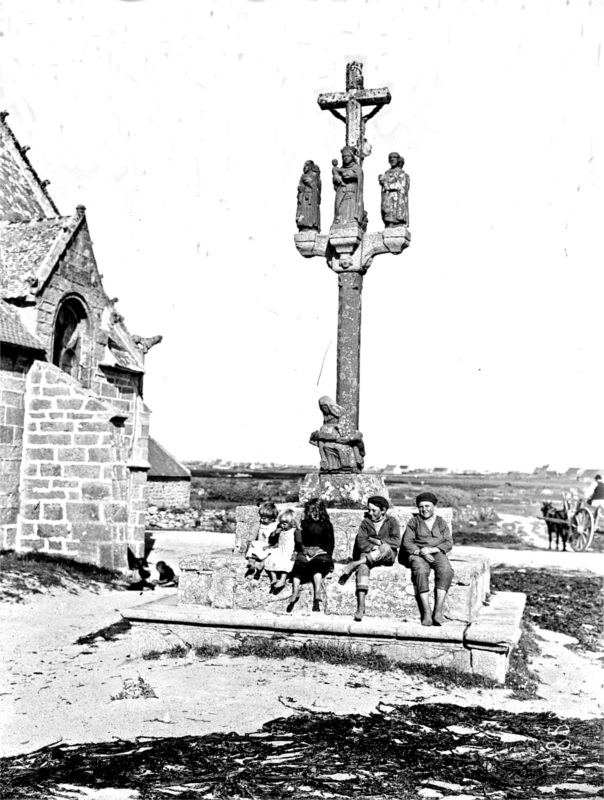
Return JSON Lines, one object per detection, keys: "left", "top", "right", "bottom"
{"left": 569, "top": 508, "right": 594, "bottom": 552}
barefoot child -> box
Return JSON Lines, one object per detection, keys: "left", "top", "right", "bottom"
{"left": 244, "top": 501, "right": 279, "bottom": 578}
{"left": 264, "top": 508, "right": 297, "bottom": 595}
{"left": 398, "top": 492, "right": 454, "bottom": 626}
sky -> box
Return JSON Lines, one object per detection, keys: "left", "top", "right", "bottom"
{"left": 1, "top": 0, "right": 602, "bottom": 472}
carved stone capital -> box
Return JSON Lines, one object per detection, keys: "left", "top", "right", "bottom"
{"left": 294, "top": 231, "right": 329, "bottom": 259}
{"left": 361, "top": 226, "right": 411, "bottom": 269}
{"left": 328, "top": 222, "right": 363, "bottom": 255}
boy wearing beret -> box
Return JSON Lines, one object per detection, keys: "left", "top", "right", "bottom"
{"left": 338, "top": 495, "right": 401, "bottom": 621}
{"left": 399, "top": 492, "right": 454, "bottom": 626}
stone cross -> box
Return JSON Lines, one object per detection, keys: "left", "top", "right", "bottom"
{"left": 294, "top": 62, "right": 411, "bottom": 446}
{"left": 317, "top": 61, "right": 391, "bottom": 160}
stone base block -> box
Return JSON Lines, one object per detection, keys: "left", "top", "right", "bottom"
{"left": 235, "top": 505, "right": 453, "bottom": 562}
{"left": 178, "top": 550, "right": 488, "bottom": 624}
{"left": 124, "top": 589, "right": 526, "bottom": 684}
{"left": 299, "top": 472, "right": 389, "bottom": 509}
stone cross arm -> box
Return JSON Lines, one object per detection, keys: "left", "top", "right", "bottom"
{"left": 317, "top": 86, "right": 391, "bottom": 112}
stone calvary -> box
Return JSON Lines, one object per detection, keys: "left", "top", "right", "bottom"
{"left": 294, "top": 62, "right": 411, "bottom": 507}
{"left": 127, "top": 64, "right": 526, "bottom": 683}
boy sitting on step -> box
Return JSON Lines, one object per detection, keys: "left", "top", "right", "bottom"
{"left": 338, "top": 495, "right": 401, "bottom": 621}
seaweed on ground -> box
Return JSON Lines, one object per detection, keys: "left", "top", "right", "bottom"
{"left": 1, "top": 704, "right": 601, "bottom": 799}
{"left": 492, "top": 567, "right": 604, "bottom": 651}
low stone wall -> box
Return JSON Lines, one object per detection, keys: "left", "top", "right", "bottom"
{"left": 146, "top": 507, "right": 236, "bottom": 532}
{"left": 146, "top": 479, "right": 190, "bottom": 510}
{"left": 178, "top": 551, "right": 488, "bottom": 624}
{"left": 235, "top": 505, "right": 454, "bottom": 562}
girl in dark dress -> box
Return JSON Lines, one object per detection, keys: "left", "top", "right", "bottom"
{"left": 287, "top": 498, "right": 334, "bottom": 613}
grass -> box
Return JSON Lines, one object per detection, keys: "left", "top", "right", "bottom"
{"left": 141, "top": 634, "right": 536, "bottom": 694}
{"left": 0, "top": 549, "right": 123, "bottom": 602}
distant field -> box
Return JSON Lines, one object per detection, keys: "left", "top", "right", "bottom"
{"left": 188, "top": 468, "right": 584, "bottom": 518}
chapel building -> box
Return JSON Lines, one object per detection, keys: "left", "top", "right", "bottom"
{"left": 0, "top": 111, "right": 160, "bottom": 570}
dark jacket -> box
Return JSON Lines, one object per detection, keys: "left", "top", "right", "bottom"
{"left": 294, "top": 520, "right": 335, "bottom": 559}
{"left": 398, "top": 514, "right": 453, "bottom": 567}
{"left": 352, "top": 515, "right": 401, "bottom": 561}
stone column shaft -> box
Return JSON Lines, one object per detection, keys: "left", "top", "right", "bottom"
{"left": 336, "top": 271, "right": 363, "bottom": 429}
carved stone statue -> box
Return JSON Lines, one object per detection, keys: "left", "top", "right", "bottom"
{"left": 296, "top": 160, "right": 321, "bottom": 231}
{"left": 332, "top": 147, "right": 364, "bottom": 227}
{"left": 310, "top": 395, "right": 365, "bottom": 473}
{"left": 378, "top": 152, "right": 409, "bottom": 227}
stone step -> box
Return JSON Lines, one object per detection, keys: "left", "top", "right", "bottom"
{"left": 124, "top": 590, "right": 526, "bottom": 684}
{"left": 178, "top": 552, "right": 489, "bottom": 624}
{"left": 235, "top": 505, "right": 454, "bottom": 562}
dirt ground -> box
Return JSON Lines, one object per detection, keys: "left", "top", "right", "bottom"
{"left": 1, "top": 525, "right": 603, "bottom": 762}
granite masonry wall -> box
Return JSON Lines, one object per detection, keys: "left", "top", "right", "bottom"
{"left": 147, "top": 479, "right": 190, "bottom": 509}
{"left": 15, "top": 361, "right": 146, "bottom": 569}
{"left": 0, "top": 348, "right": 32, "bottom": 549}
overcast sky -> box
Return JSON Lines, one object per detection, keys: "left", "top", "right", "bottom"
{"left": 2, "top": 0, "right": 602, "bottom": 472}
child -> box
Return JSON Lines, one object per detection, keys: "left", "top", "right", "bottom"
{"left": 264, "top": 508, "right": 297, "bottom": 595}
{"left": 244, "top": 501, "right": 279, "bottom": 579}
{"left": 154, "top": 560, "right": 177, "bottom": 587}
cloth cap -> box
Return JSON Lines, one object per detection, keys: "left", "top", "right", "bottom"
{"left": 416, "top": 491, "right": 438, "bottom": 506}
{"left": 367, "top": 495, "right": 389, "bottom": 511}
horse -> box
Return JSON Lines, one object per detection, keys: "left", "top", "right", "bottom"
{"left": 541, "top": 501, "right": 569, "bottom": 551}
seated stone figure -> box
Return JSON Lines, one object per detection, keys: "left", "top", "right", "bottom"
{"left": 309, "top": 396, "right": 365, "bottom": 473}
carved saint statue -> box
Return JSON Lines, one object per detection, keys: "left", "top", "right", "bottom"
{"left": 296, "top": 160, "right": 321, "bottom": 231}
{"left": 378, "top": 152, "right": 409, "bottom": 228}
{"left": 310, "top": 396, "right": 365, "bottom": 473}
{"left": 332, "top": 146, "right": 364, "bottom": 227}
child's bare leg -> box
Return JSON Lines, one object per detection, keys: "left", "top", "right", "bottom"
{"left": 286, "top": 575, "right": 301, "bottom": 612}
{"left": 267, "top": 570, "right": 276, "bottom": 585}
{"left": 432, "top": 588, "right": 447, "bottom": 625}
{"left": 312, "top": 572, "right": 323, "bottom": 611}
{"left": 417, "top": 591, "right": 433, "bottom": 626}
{"left": 354, "top": 589, "right": 366, "bottom": 621}
{"left": 339, "top": 554, "right": 367, "bottom": 585}
{"left": 273, "top": 572, "right": 287, "bottom": 589}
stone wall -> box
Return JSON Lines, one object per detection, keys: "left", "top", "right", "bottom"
{"left": 0, "top": 348, "right": 31, "bottom": 549}
{"left": 147, "top": 479, "right": 190, "bottom": 509}
{"left": 16, "top": 361, "right": 145, "bottom": 569}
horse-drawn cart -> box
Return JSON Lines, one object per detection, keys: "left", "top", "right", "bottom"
{"left": 541, "top": 493, "right": 603, "bottom": 552}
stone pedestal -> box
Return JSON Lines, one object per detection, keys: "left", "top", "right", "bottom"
{"left": 125, "top": 504, "right": 525, "bottom": 684}
{"left": 177, "top": 551, "right": 488, "bottom": 624}
{"left": 235, "top": 505, "right": 453, "bottom": 560}
{"left": 298, "top": 471, "right": 389, "bottom": 509}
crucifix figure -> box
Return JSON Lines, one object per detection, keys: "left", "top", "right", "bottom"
{"left": 294, "top": 62, "right": 411, "bottom": 474}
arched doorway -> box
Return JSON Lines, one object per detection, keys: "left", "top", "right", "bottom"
{"left": 52, "top": 296, "right": 90, "bottom": 383}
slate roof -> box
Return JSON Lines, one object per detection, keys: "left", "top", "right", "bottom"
{"left": 0, "top": 300, "right": 45, "bottom": 350}
{"left": 147, "top": 437, "right": 191, "bottom": 480}
{"left": 0, "top": 112, "right": 59, "bottom": 220}
{"left": 0, "top": 218, "right": 69, "bottom": 298}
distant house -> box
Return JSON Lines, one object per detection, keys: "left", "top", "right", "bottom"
{"left": 433, "top": 467, "right": 449, "bottom": 474}
{"left": 579, "top": 468, "right": 602, "bottom": 481}
{"left": 383, "top": 464, "right": 408, "bottom": 475}
{"left": 565, "top": 467, "right": 581, "bottom": 479}
{"left": 147, "top": 438, "right": 191, "bottom": 509}
{"left": 533, "top": 464, "right": 549, "bottom": 476}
